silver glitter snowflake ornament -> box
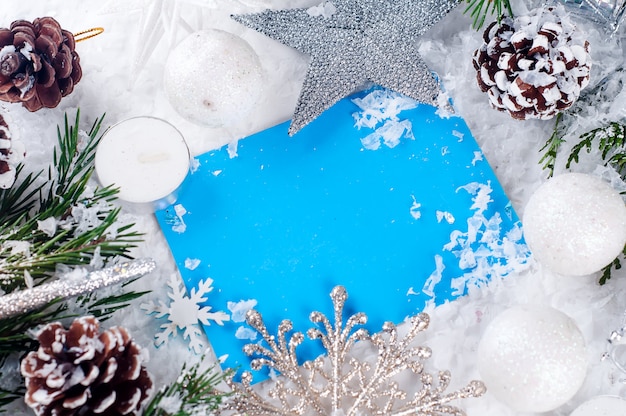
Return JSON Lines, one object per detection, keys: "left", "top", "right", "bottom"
{"left": 232, "top": 0, "right": 460, "bottom": 135}
{"left": 225, "top": 285, "right": 486, "bottom": 415}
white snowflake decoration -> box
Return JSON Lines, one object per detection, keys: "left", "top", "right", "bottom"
{"left": 141, "top": 274, "right": 230, "bottom": 354}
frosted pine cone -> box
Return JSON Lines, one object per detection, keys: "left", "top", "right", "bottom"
{"left": 0, "top": 17, "right": 82, "bottom": 111}
{"left": 21, "top": 316, "right": 153, "bottom": 416}
{"left": 0, "top": 112, "right": 25, "bottom": 189}
{"left": 472, "top": 5, "right": 591, "bottom": 120}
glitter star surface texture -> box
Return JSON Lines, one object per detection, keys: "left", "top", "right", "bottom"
{"left": 0, "top": 259, "right": 156, "bottom": 319}
{"left": 225, "top": 285, "right": 486, "bottom": 415}
{"left": 232, "top": 0, "right": 460, "bottom": 135}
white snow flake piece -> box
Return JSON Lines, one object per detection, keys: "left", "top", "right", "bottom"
{"left": 307, "top": 1, "right": 336, "bottom": 18}
{"left": 352, "top": 89, "right": 417, "bottom": 150}
{"left": 235, "top": 326, "right": 258, "bottom": 341}
{"left": 37, "top": 217, "right": 57, "bottom": 237}
{"left": 436, "top": 210, "right": 455, "bottom": 224}
{"left": 184, "top": 258, "right": 201, "bottom": 270}
{"left": 471, "top": 151, "right": 484, "bottom": 166}
{"left": 227, "top": 299, "right": 258, "bottom": 323}
{"left": 451, "top": 130, "right": 464, "bottom": 140}
{"left": 409, "top": 195, "right": 421, "bottom": 220}
{"left": 171, "top": 204, "right": 188, "bottom": 233}
{"left": 190, "top": 157, "right": 200, "bottom": 173}
{"left": 424, "top": 182, "right": 531, "bottom": 300}
{"left": 141, "top": 274, "right": 230, "bottom": 354}
{"left": 422, "top": 254, "right": 444, "bottom": 297}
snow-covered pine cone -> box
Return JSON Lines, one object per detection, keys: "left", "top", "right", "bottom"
{"left": 0, "top": 17, "right": 82, "bottom": 111}
{"left": 21, "top": 316, "right": 153, "bottom": 416}
{"left": 472, "top": 5, "right": 591, "bottom": 120}
{"left": 0, "top": 112, "right": 24, "bottom": 189}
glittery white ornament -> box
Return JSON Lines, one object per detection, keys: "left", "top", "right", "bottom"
{"left": 163, "top": 29, "right": 264, "bottom": 128}
{"left": 523, "top": 172, "right": 626, "bottom": 275}
{"left": 477, "top": 305, "right": 588, "bottom": 413}
{"left": 571, "top": 396, "right": 626, "bottom": 416}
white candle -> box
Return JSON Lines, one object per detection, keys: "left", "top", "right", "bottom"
{"left": 95, "top": 117, "right": 190, "bottom": 212}
{"left": 570, "top": 396, "right": 626, "bottom": 416}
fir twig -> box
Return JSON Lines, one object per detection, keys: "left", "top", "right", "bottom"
{"left": 464, "top": 0, "right": 513, "bottom": 30}
{"left": 0, "top": 165, "right": 41, "bottom": 224}
{"left": 144, "top": 361, "right": 233, "bottom": 416}
{"left": 0, "top": 112, "right": 142, "bottom": 289}
{"left": 0, "top": 110, "right": 148, "bottom": 410}
{"left": 539, "top": 113, "right": 565, "bottom": 178}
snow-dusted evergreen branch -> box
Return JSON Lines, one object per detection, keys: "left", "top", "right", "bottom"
{"left": 0, "top": 110, "right": 147, "bottom": 409}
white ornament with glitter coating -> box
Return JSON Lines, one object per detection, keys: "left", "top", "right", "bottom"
{"left": 477, "top": 304, "right": 588, "bottom": 413}
{"left": 163, "top": 29, "right": 265, "bottom": 128}
{"left": 522, "top": 172, "right": 626, "bottom": 276}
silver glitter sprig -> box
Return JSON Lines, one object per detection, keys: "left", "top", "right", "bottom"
{"left": 0, "top": 259, "right": 156, "bottom": 319}
{"left": 225, "top": 285, "right": 486, "bottom": 415}
{"left": 232, "top": 0, "right": 459, "bottom": 135}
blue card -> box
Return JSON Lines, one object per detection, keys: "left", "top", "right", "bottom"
{"left": 156, "top": 88, "right": 528, "bottom": 381}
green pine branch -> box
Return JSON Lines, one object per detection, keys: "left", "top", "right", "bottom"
{"left": 566, "top": 122, "right": 626, "bottom": 172}
{"left": 0, "top": 110, "right": 149, "bottom": 410}
{"left": 539, "top": 113, "right": 565, "bottom": 178}
{"left": 464, "top": 0, "right": 513, "bottom": 30}
{"left": 0, "top": 111, "right": 142, "bottom": 290}
{"left": 143, "top": 361, "right": 233, "bottom": 416}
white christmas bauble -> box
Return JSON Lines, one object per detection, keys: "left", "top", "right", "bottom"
{"left": 523, "top": 172, "right": 626, "bottom": 276}
{"left": 163, "top": 29, "right": 264, "bottom": 128}
{"left": 477, "top": 305, "right": 587, "bottom": 413}
{"left": 570, "top": 396, "right": 626, "bottom": 416}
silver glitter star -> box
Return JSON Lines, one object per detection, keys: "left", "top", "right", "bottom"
{"left": 232, "top": 0, "right": 460, "bottom": 135}
{"left": 0, "top": 259, "right": 156, "bottom": 319}
{"left": 224, "top": 285, "right": 486, "bottom": 415}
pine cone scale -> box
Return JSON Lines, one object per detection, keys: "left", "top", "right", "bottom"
{"left": 0, "top": 28, "right": 13, "bottom": 44}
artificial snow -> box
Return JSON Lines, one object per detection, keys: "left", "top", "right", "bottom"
{"left": 36, "top": 217, "right": 57, "bottom": 238}
{"left": 227, "top": 299, "right": 258, "bottom": 323}
{"left": 170, "top": 204, "right": 188, "bottom": 234}
{"left": 436, "top": 210, "right": 455, "bottom": 224}
{"left": 4, "top": 0, "right": 626, "bottom": 414}
{"left": 409, "top": 196, "right": 422, "bottom": 220}
{"left": 184, "top": 258, "right": 201, "bottom": 270}
{"left": 306, "top": 1, "right": 336, "bottom": 18}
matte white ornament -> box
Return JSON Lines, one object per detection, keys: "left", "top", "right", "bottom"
{"left": 163, "top": 29, "right": 264, "bottom": 128}
{"left": 477, "top": 305, "right": 588, "bottom": 413}
{"left": 570, "top": 396, "right": 626, "bottom": 416}
{"left": 523, "top": 172, "right": 626, "bottom": 275}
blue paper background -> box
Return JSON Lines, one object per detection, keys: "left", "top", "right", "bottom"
{"left": 156, "top": 89, "right": 524, "bottom": 381}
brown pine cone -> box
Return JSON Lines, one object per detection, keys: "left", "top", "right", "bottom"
{"left": 472, "top": 5, "right": 591, "bottom": 120}
{"left": 0, "top": 112, "right": 25, "bottom": 189}
{"left": 21, "top": 316, "right": 153, "bottom": 416}
{"left": 0, "top": 16, "right": 82, "bottom": 111}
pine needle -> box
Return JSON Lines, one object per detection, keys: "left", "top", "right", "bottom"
{"left": 144, "top": 361, "right": 233, "bottom": 416}
{"left": 539, "top": 113, "right": 565, "bottom": 178}
{"left": 464, "top": 0, "right": 513, "bottom": 30}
